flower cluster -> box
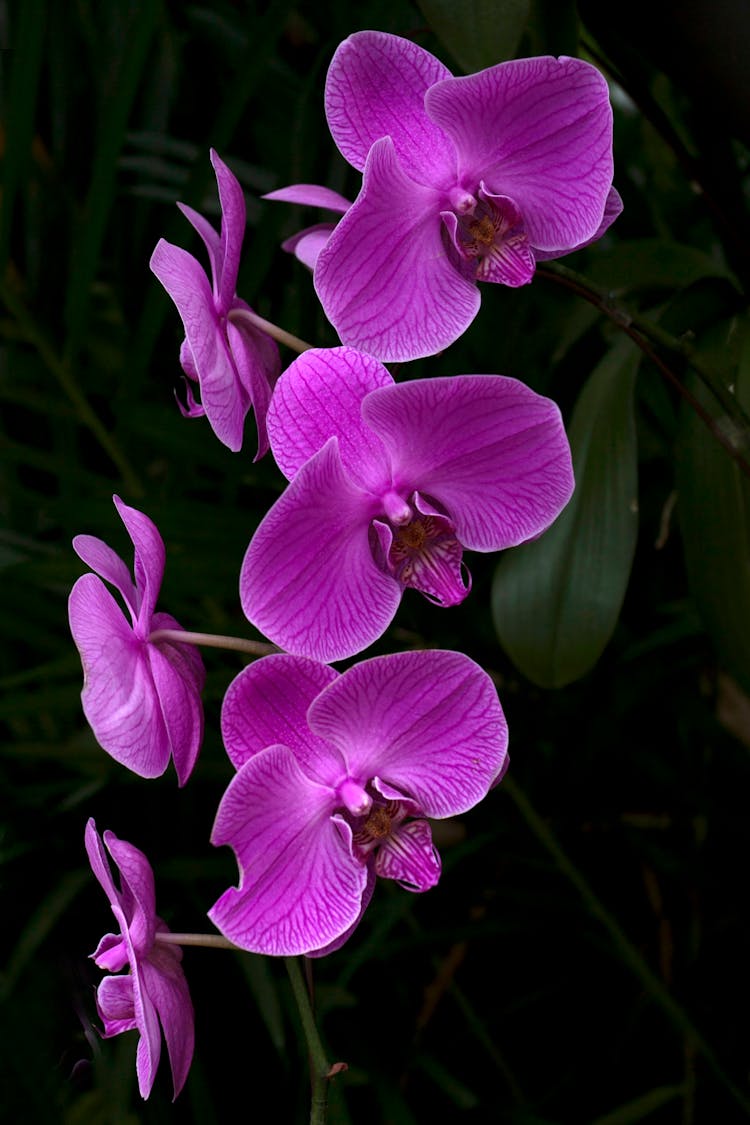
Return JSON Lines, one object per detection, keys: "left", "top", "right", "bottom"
{"left": 70, "top": 27, "right": 618, "bottom": 1099}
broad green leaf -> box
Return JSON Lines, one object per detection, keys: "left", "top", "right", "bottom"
{"left": 588, "top": 239, "right": 738, "bottom": 296}
{"left": 676, "top": 315, "right": 750, "bottom": 694}
{"left": 492, "top": 337, "right": 640, "bottom": 687}
{"left": 417, "top": 0, "right": 530, "bottom": 72}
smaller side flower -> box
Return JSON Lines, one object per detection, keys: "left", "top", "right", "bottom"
{"left": 263, "top": 183, "right": 352, "bottom": 270}
{"left": 150, "top": 149, "right": 280, "bottom": 455}
{"left": 69, "top": 496, "right": 205, "bottom": 784}
{"left": 85, "top": 819, "right": 194, "bottom": 1100}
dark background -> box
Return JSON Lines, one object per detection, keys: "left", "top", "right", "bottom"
{"left": 2, "top": 1, "right": 750, "bottom": 1121}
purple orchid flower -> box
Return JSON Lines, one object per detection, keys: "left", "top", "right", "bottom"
{"left": 209, "top": 649, "right": 508, "bottom": 956}
{"left": 240, "top": 346, "right": 574, "bottom": 663}
{"left": 85, "top": 819, "right": 194, "bottom": 1100}
{"left": 264, "top": 183, "right": 352, "bottom": 270}
{"left": 275, "top": 31, "right": 621, "bottom": 361}
{"left": 69, "top": 496, "right": 205, "bottom": 784}
{"left": 150, "top": 149, "right": 280, "bottom": 454}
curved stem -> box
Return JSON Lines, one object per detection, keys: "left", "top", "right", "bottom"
{"left": 537, "top": 260, "right": 750, "bottom": 477}
{"left": 147, "top": 628, "right": 278, "bottom": 656}
{"left": 285, "top": 957, "right": 333, "bottom": 1125}
{"left": 155, "top": 932, "right": 239, "bottom": 950}
{"left": 228, "top": 306, "right": 313, "bottom": 354}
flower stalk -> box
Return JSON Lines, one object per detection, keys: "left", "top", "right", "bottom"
{"left": 228, "top": 306, "right": 313, "bottom": 354}
{"left": 147, "top": 628, "right": 277, "bottom": 657}
{"left": 285, "top": 957, "right": 334, "bottom": 1125}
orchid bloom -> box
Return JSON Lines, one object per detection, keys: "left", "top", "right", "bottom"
{"left": 240, "top": 347, "right": 574, "bottom": 662}
{"left": 209, "top": 650, "right": 507, "bottom": 956}
{"left": 273, "top": 31, "right": 620, "bottom": 361}
{"left": 69, "top": 496, "right": 205, "bottom": 784}
{"left": 150, "top": 149, "right": 280, "bottom": 454}
{"left": 85, "top": 819, "right": 194, "bottom": 1100}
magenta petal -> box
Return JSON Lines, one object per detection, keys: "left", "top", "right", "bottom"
{"left": 533, "top": 185, "right": 623, "bottom": 260}
{"left": 221, "top": 655, "right": 339, "bottom": 776}
{"left": 209, "top": 745, "right": 367, "bottom": 955}
{"left": 241, "top": 439, "right": 402, "bottom": 662}
{"left": 140, "top": 946, "right": 195, "bottom": 1100}
{"left": 306, "top": 863, "right": 377, "bottom": 958}
{"left": 425, "top": 56, "right": 614, "bottom": 251}
{"left": 307, "top": 650, "right": 508, "bottom": 817}
{"left": 267, "top": 346, "right": 392, "bottom": 485}
{"left": 264, "top": 183, "right": 351, "bottom": 213}
{"left": 374, "top": 819, "right": 441, "bottom": 891}
{"left": 210, "top": 149, "right": 246, "bottom": 313}
{"left": 102, "top": 830, "right": 157, "bottom": 954}
{"left": 72, "top": 535, "right": 137, "bottom": 620}
{"left": 315, "top": 138, "right": 480, "bottom": 362}
{"left": 282, "top": 224, "right": 338, "bottom": 270}
{"left": 96, "top": 974, "right": 137, "bottom": 1032}
{"left": 146, "top": 641, "right": 205, "bottom": 787}
{"left": 226, "top": 312, "right": 280, "bottom": 460}
{"left": 362, "top": 375, "right": 574, "bottom": 551}
{"left": 113, "top": 496, "right": 166, "bottom": 630}
{"left": 69, "top": 575, "right": 171, "bottom": 777}
{"left": 150, "top": 239, "right": 247, "bottom": 452}
{"left": 325, "top": 31, "right": 454, "bottom": 180}
{"left": 176, "top": 202, "right": 223, "bottom": 293}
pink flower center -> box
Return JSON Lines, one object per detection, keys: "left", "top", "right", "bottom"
{"left": 442, "top": 189, "right": 536, "bottom": 288}
{"left": 348, "top": 798, "right": 441, "bottom": 892}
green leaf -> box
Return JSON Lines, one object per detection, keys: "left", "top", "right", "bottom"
{"left": 417, "top": 0, "right": 530, "bottom": 72}
{"left": 676, "top": 315, "right": 750, "bottom": 694}
{"left": 588, "top": 239, "right": 739, "bottom": 296}
{"left": 592, "top": 1084, "right": 684, "bottom": 1125}
{"left": 492, "top": 337, "right": 640, "bottom": 687}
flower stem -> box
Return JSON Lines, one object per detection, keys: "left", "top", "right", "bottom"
{"left": 503, "top": 775, "right": 750, "bottom": 1115}
{"left": 155, "top": 932, "right": 239, "bottom": 950}
{"left": 147, "top": 628, "right": 278, "bottom": 657}
{"left": 285, "top": 957, "right": 334, "bottom": 1125}
{"left": 536, "top": 260, "right": 750, "bottom": 477}
{"left": 228, "top": 306, "right": 313, "bottom": 354}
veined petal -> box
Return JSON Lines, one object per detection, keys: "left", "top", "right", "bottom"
{"left": 325, "top": 31, "right": 455, "bottom": 180}
{"left": 241, "top": 439, "right": 401, "bottom": 662}
{"left": 425, "top": 56, "right": 614, "bottom": 251}
{"left": 362, "top": 375, "right": 574, "bottom": 551}
{"left": 102, "top": 829, "right": 157, "bottom": 955}
{"left": 176, "top": 203, "right": 222, "bottom": 296}
{"left": 209, "top": 745, "right": 367, "bottom": 955}
{"left": 226, "top": 310, "right": 280, "bottom": 460}
{"left": 221, "top": 654, "right": 339, "bottom": 780}
{"left": 282, "top": 224, "right": 338, "bottom": 271}
{"left": 264, "top": 183, "right": 351, "bottom": 212}
{"left": 150, "top": 239, "right": 247, "bottom": 452}
{"left": 315, "top": 137, "right": 479, "bottom": 362}
{"left": 374, "top": 819, "right": 441, "bottom": 891}
{"left": 96, "top": 974, "right": 137, "bottom": 1034}
{"left": 533, "top": 185, "right": 623, "bottom": 260}
{"left": 210, "top": 149, "right": 246, "bottom": 314}
{"left": 307, "top": 650, "right": 508, "bottom": 817}
{"left": 72, "top": 534, "right": 137, "bottom": 623}
{"left": 306, "top": 862, "right": 377, "bottom": 958}
{"left": 69, "top": 576, "right": 170, "bottom": 778}
{"left": 147, "top": 640, "right": 205, "bottom": 788}
{"left": 267, "top": 346, "right": 392, "bottom": 486}
{"left": 113, "top": 496, "right": 165, "bottom": 631}
{"left": 140, "top": 946, "right": 194, "bottom": 1100}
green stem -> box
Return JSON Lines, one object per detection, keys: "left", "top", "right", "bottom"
{"left": 228, "top": 307, "right": 313, "bottom": 354}
{"left": 504, "top": 775, "right": 750, "bottom": 1115}
{"left": 537, "top": 261, "right": 750, "bottom": 468}
{"left": 1, "top": 280, "right": 143, "bottom": 496}
{"left": 155, "top": 932, "right": 238, "bottom": 950}
{"left": 147, "top": 628, "right": 277, "bottom": 657}
{"left": 285, "top": 957, "right": 332, "bottom": 1125}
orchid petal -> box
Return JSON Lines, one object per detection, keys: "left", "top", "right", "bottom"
{"left": 113, "top": 496, "right": 165, "bottom": 631}
{"left": 315, "top": 138, "right": 480, "bottom": 362}
{"left": 308, "top": 650, "right": 508, "bottom": 817}
{"left": 69, "top": 575, "right": 170, "bottom": 778}
{"left": 102, "top": 830, "right": 157, "bottom": 954}
{"left": 176, "top": 202, "right": 222, "bottom": 294}
{"left": 210, "top": 745, "right": 367, "bottom": 955}
{"left": 141, "top": 946, "right": 195, "bottom": 1100}
{"left": 306, "top": 864, "right": 377, "bottom": 958}
{"left": 147, "top": 641, "right": 205, "bottom": 788}
{"left": 226, "top": 312, "right": 279, "bottom": 460}
{"left": 210, "top": 148, "right": 246, "bottom": 313}
{"left": 221, "top": 655, "right": 339, "bottom": 780}
{"left": 150, "top": 239, "right": 247, "bottom": 452}
{"left": 374, "top": 819, "right": 441, "bottom": 891}
{"left": 267, "top": 346, "right": 392, "bottom": 486}
{"left": 533, "top": 185, "right": 624, "bottom": 260}
{"left": 425, "top": 56, "right": 614, "bottom": 251}
{"left": 325, "top": 30, "right": 455, "bottom": 181}
{"left": 96, "top": 974, "right": 137, "bottom": 1032}
{"left": 362, "top": 375, "right": 574, "bottom": 551}
{"left": 241, "top": 439, "right": 401, "bottom": 662}
{"left": 282, "top": 225, "right": 337, "bottom": 271}
{"left": 72, "top": 535, "right": 138, "bottom": 622}
{"left": 264, "top": 183, "right": 351, "bottom": 212}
